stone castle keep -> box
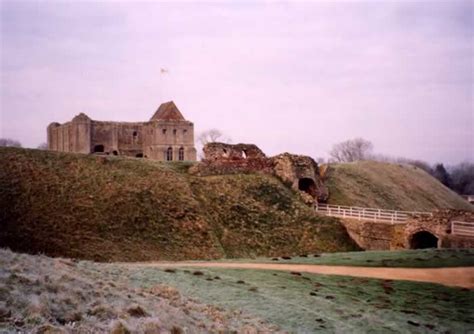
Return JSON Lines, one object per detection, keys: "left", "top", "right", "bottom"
{"left": 47, "top": 101, "right": 197, "bottom": 161}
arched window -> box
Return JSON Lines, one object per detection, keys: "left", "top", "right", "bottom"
{"left": 166, "top": 147, "right": 173, "bottom": 161}
{"left": 178, "top": 147, "right": 184, "bottom": 161}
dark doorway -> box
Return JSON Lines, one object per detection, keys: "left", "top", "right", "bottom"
{"left": 410, "top": 231, "right": 438, "bottom": 249}
{"left": 136, "top": 153, "right": 144, "bottom": 158}
{"left": 93, "top": 145, "right": 104, "bottom": 153}
{"left": 298, "top": 178, "right": 317, "bottom": 197}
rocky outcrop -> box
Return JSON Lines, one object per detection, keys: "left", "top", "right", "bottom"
{"left": 271, "top": 153, "right": 328, "bottom": 202}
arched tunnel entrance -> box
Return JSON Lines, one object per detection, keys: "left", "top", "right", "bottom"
{"left": 409, "top": 231, "right": 438, "bottom": 249}
{"left": 93, "top": 144, "right": 104, "bottom": 153}
{"left": 298, "top": 178, "right": 317, "bottom": 197}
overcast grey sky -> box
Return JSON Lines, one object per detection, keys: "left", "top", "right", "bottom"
{"left": 1, "top": 0, "right": 473, "bottom": 163}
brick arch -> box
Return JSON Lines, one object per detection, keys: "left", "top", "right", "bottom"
{"left": 407, "top": 228, "right": 439, "bottom": 249}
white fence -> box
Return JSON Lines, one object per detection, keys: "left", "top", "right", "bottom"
{"left": 315, "top": 203, "right": 432, "bottom": 224}
{"left": 451, "top": 221, "right": 474, "bottom": 237}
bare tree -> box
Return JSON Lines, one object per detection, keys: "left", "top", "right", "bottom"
{"left": 37, "top": 142, "right": 48, "bottom": 150}
{"left": 329, "top": 138, "right": 373, "bottom": 162}
{"left": 196, "top": 129, "right": 231, "bottom": 146}
{"left": 196, "top": 129, "right": 232, "bottom": 160}
{"left": 0, "top": 138, "right": 22, "bottom": 148}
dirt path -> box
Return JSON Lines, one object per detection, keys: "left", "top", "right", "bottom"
{"left": 127, "top": 262, "right": 474, "bottom": 288}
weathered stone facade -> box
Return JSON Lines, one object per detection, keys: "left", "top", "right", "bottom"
{"left": 190, "top": 142, "right": 328, "bottom": 202}
{"left": 47, "top": 101, "right": 197, "bottom": 161}
{"left": 272, "top": 153, "right": 328, "bottom": 202}
{"left": 403, "top": 210, "right": 474, "bottom": 249}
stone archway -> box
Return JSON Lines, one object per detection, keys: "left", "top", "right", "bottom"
{"left": 93, "top": 144, "right": 104, "bottom": 153}
{"left": 298, "top": 178, "right": 317, "bottom": 197}
{"left": 409, "top": 231, "right": 438, "bottom": 249}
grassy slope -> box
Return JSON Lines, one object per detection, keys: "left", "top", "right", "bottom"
{"left": 220, "top": 249, "right": 474, "bottom": 268}
{"left": 325, "top": 161, "right": 473, "bottom": 211}
{"left": 0, "top": 249, "right": 279, "bottom": 333}
{"left": 0, "top": 147, "right": 358, "bottom": 261}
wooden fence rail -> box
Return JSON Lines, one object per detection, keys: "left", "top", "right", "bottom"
{"left": 315, "top": 203, "right": 432, "bottom": 224}
{"left": 451, "top": 221, "right": 474, "bottom": 237}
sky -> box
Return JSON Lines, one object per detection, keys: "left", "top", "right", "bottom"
{"left": 1, "top": 0, "right": 473, "bottom": 164}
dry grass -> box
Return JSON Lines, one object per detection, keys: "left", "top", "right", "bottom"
{"left": 0, "top": 147, "right": 359, "bottom": 261}
{"left": 325, "top": 161, "right": 473, "bottom": 211}
{"left": 0, "top": 248, "right": 281, "bottom": 333}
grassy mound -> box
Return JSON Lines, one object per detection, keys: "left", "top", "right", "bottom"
{"left": 0, "top": 147, "right": 358, "bottom": 261}
{"left": 325, "top": 161, "right": 472, "bottom": 211}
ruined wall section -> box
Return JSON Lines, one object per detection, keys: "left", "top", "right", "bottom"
{"left": 203, "top": 143, "right": 266, "bottom": 161}
{"left": 90, "top": 121, "right": 145, "bottom": 157}
{"left": 192, "top": 143, "right": 328, "bottom": 202}
{"left": 190, "top": 143, "right": 273, "bottom": 176}
{"left": 47, "top": 113, "right": 91, "bottom": 154}
{"left": 271, "top": 153, "right": 328, "bottom": 202}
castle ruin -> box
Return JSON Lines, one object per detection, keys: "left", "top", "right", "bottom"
{"left": 191, "top": 142, "right": 328, "bottom": 202}
{"left": 47, "top": 101, "right": 196, "bottom": 161}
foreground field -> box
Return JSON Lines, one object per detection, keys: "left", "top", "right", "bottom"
{"left": 1, "top": 249, "right": 473, "bottom": 333}
{"left": 0, "top": 249, "right": 278, "bottom": 333}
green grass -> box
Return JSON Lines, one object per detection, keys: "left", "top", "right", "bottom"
{"left": 325, "top": 161, "right": 473, "bottom": 211}
{"left": 218, "top": 249, "right": 474, "bottom": 268}
{"left": 0, "top": 147, "right": 358, "bottom": 261}
{"left": 125, "top": 265, "right": 474, "bottom": 333}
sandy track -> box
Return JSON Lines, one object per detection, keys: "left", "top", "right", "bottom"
{"left": 127, "top": 262, "right": 474, "bottom": 288}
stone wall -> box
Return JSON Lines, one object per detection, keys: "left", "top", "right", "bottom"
{"left": 90, "top": 121, "right": 145, "bottom": 157}
{"left": 47, "top": 113, "right": 92, "bottom": 154}
{"left": 404, "top": 209, "right": 474, "bottom": 249}
{"left": 143, "top": 120, "right": 195, "bottom": 161}
{"left": 339, "top": 219, "right": 404, "bottom": 250}
{"left": 190, "top": 143, "right": 272, "bottom": 176}
{"left": 202, "top": 143, "right": 266, "bottom": 161}
{"left": 339, "top": 209, "right": 474, "bottom": 250}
